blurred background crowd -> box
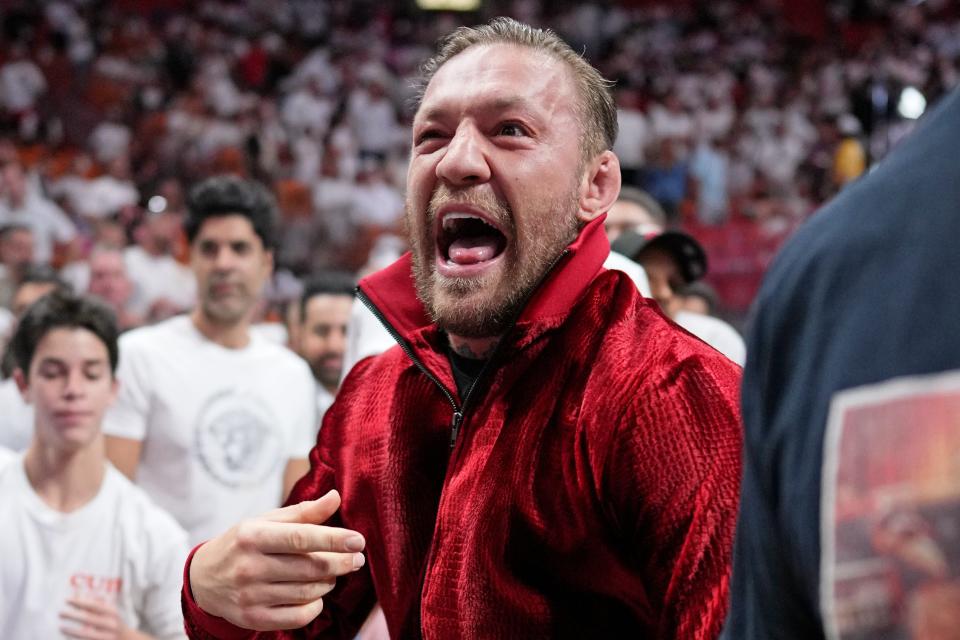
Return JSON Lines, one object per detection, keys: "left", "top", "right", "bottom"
{"left": 0, "top": 1, "right": 957, "bottom": 637}
{"left": 0, "top": 0, "right": 956, "bottom": 343}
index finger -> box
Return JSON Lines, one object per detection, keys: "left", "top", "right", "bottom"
{"left": 246, "top": 521, "right": 366, "bottom": 554}
{"left": 261, "top": 490, "right": 340, "bottom": 525}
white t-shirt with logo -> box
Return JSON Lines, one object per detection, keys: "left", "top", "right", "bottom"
{"left": 0, "top": 458, "right": 188, "bottom": 639}
{"left": 103, "top": 315, "right": 317, "bottom": 544}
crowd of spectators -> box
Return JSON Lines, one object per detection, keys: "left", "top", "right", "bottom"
{"left": 0, "top": 0, "right": 957, "bottom": 330}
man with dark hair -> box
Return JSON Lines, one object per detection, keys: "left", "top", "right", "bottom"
{"left": 182, "top": 176, "right": 278, "bottom": 251}
{"left": 295, "top": 272, "right": 355, "bottom": 421}
{"left": 0, "top": 290, "right": 188, "bottom": 639}
{"left": 184, "top": 19, "right": 741, "bottom": 639}
{"left": 103, "top": 175, "right": 316, "bottom": 545}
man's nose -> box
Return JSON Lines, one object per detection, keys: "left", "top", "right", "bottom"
{"left": 63, "top": 370, "right": 85, "bottom": 398}
{"left": 212, "top": 247, "right": 237, "bottom": 271}
{"left": 435, "top": 124, "right": 491, "bottom": 187}
{"left": 329, "top": 328, "right": 347, "bottom": 354}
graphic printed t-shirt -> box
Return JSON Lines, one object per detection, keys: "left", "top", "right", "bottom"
{"left": 103, "top": 315, "right": 317, "bottom": 544}
{"left": 0, "top": 458, "right": 188, "bottom": 639}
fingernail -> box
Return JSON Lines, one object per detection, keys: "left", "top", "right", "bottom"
{"left": 353, "top": 553, "right": 365, "bottom": 569}
{"left": 345, "top": 534, "right": 365, "bottom": 551}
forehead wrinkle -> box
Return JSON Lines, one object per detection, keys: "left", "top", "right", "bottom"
{"left": 416, "top": 45, "right": 575, "bottom": 127}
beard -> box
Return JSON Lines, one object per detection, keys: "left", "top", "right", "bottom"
{"left": 201, "top": 280, "right": 253, "bottom": 325}
{"left": 408, "top": 183, "right": 581, "bottom": 338}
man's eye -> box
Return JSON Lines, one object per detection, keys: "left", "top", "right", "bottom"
{"left": 498, "top": 123, "right": 527, "bottom": 137}
{"left": 416, "top": 130, "right": 443, "bottom": 146}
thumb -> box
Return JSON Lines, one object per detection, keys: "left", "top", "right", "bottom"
{"left": 263, "top": 489, "right": 341, "bottom": 524}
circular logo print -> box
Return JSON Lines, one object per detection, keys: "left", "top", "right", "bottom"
{"left": 195, "top": 390, "right": 284, "bottom": 488}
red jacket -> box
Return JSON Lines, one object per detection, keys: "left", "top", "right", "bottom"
{"left": 183, "top": 218, "right": 742, "bottom": 639}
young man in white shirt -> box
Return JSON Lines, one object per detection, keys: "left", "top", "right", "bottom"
{"left": 103, "top": 176, "right": 317, "bottom": 544}
{"left": 0, "top": 290, "right": 188, "bottom": 639}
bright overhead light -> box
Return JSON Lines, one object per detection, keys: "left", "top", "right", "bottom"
{"left": 416, "top": 0, "right": 480, "bottom": 10}
{"left": 898, "top": 86, "right": 926, "bottom": 119}
{"left": 147, "top": 195, "right": 168, "bottom": 213}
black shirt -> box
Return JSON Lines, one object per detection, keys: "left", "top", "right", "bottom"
{"left": 725, "top": 87, "right": 960, "bottom": 638}
{"left": 447, "top": 347, "right": 487, "bottom": 400}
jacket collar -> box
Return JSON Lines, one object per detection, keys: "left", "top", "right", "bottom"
{"left": 357, "top": 215, "right": 611, "bottom": 347}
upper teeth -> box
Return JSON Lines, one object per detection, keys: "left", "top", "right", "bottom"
{"left": 442, "top": 213, "right": 487, "bottom": 231}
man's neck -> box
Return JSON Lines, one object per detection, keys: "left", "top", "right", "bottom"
{"left": 141, "top": 241, "right": 167, "bottom": 258}
{"left": 447, "top": 334, "right": 500, "bottom": 360}
{"left": 191, "top": 309, "right": 251, "bottom": 349}
{"left": 23, "top": 437, "right": 107, "bottom": 513}
{"left": 320, "top": 380, "right": 339, "bottom": 397}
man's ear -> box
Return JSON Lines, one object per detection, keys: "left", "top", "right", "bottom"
{"left": 13, "top": 368, "right": 29, "bottom": 402}
{"left": 263, "top": 248, "right": 275, "bottom": 275}
{"left": 577, "top": 150, "right": 621, "bottom": 224}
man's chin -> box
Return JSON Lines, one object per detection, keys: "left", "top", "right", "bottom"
{"left": 201, "top": 302, "right": 248, "bottom": 326}
{"left": 430, "top": 286, "right": 517, "bottom": 338}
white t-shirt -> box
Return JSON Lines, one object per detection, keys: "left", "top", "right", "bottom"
{"left": 103, "top": 316, "right": 317, "bottom": 544}
{"left": 0, "top": 458, "right": 188, "bottom": 639}
{"left": 317, "top": 384, "right": 335, "bottom": 424}
{"left": 0, "top": 378, "right": 33, "bottom": 451}
{"left": 350, "top": 181, "right": 404, "bottom": 228}
{"left": 123, "top": 246, "right": 196, "bottom": 317}
{"left": 347, "top": 90, "right": 399, "bottom": 155}
{"left": 675, "top": 310, "right": 746, "bottom": 366}
{"left": 603, "top": 251, "right": 651, "bottom": 297}
{"left": 73, "top": 175, "right": 140, "bottom": 219}
{"left": 0, "top": 59, "right": 46, "bottom": 112}
{"left": 613, "top": 108, "right": 649, "bottom": 168}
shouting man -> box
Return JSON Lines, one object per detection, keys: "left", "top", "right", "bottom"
{"left": 184, "top": 18, "right": 742, "bottom": 639}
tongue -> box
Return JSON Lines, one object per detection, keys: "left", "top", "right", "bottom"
{"left": 448, "top": 235, "right": 500, "bottom": 265}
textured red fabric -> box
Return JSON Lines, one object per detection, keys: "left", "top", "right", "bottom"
{"left": 183, "top": 217, "right": 743, "bottom": 639}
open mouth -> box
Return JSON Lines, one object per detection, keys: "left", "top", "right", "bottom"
{"left": 437, "top": 212, "right": 508, "bottom": 269}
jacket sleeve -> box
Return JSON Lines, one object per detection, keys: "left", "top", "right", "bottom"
{"left": 604, "top": 352, "right": 742, "bottom": 640}
{"left": 181, "top": 414, "right": 377, "bottom": 639}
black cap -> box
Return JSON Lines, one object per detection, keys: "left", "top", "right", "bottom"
{"left": 611, "top": 229, "right": 707, "bottom": 284}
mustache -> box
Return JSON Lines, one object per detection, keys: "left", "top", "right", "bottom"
{"left": 426, "top": 184, "right": 514, "bottom": 232}
{"left": 206, "top": 277, "right": 245, "bottom": 290}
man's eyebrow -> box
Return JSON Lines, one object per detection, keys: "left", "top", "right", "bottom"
{"left": 37, "top": 357, "right": 107, "bottom": 367}
{"left": 417, "top": 96, "right": 536, "bottom": 123}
